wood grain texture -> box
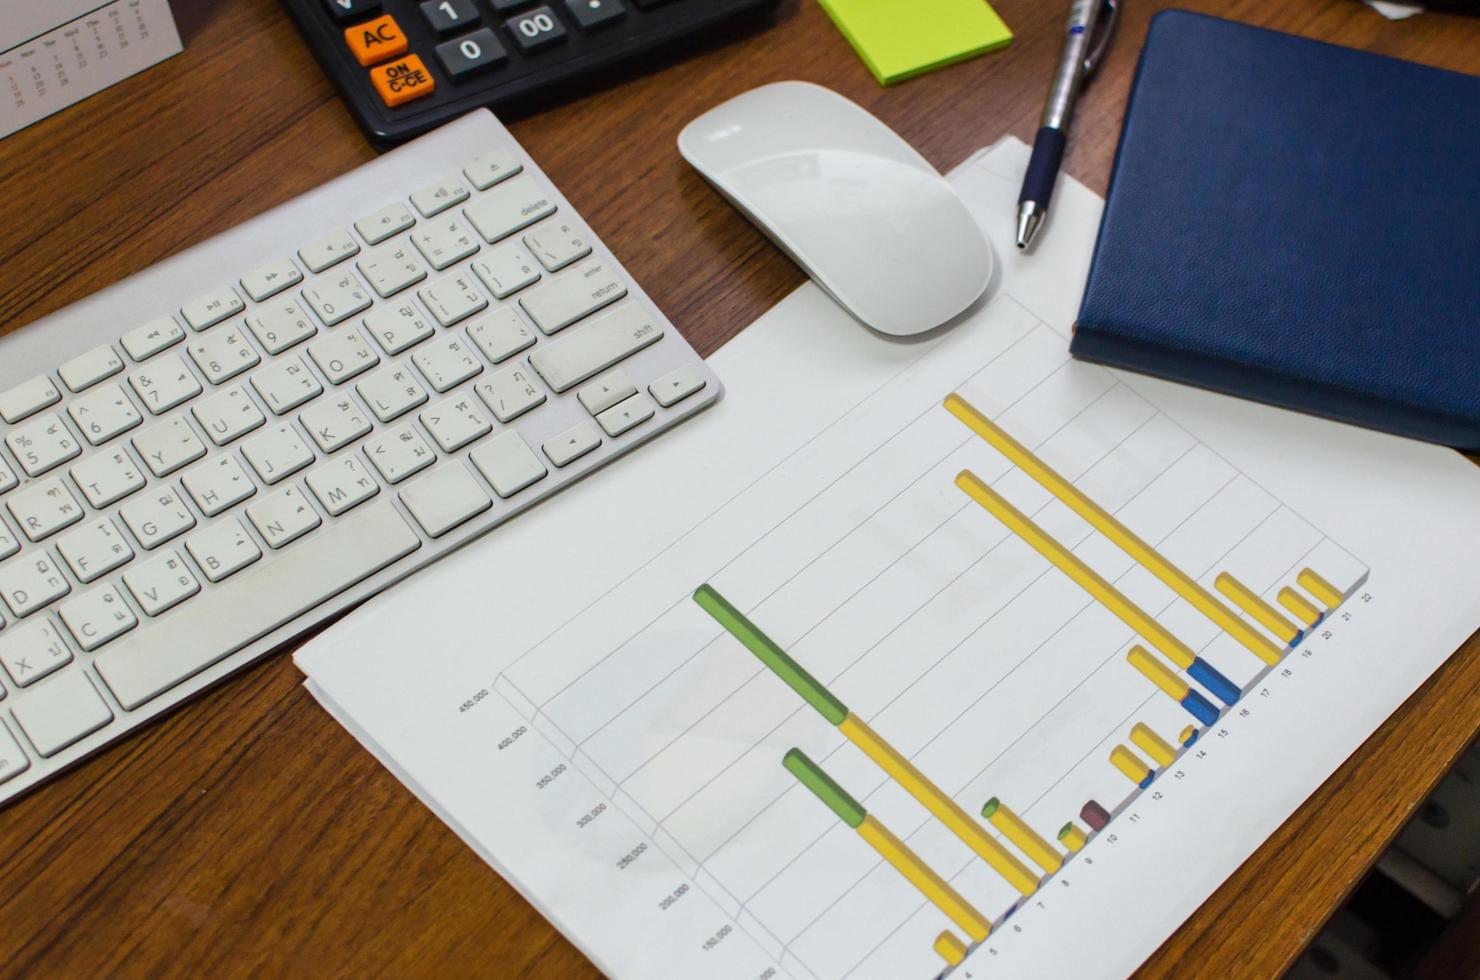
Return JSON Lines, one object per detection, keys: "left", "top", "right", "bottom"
{"left": 1, "top": 0, "right": 1478, "bottom": 976}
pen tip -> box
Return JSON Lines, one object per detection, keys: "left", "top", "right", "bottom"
{"left": 1015, "top": 206, "right": 1044, "bottom": 252}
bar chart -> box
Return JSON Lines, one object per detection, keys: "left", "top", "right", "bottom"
{"left": 482, "top": 297, "right": 1371, "bottom": 979}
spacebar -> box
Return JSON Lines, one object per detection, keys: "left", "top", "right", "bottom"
{"left": 96, "top": 501, "right": 422, "bottom": 710}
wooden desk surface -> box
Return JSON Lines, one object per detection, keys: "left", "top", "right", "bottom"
{"left": 2, "top": 1, "right": 1479, "bottom": 976}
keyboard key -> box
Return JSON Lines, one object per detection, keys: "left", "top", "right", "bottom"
{"left": 471, "top": 242, "right": 541, "bottom": 298}
{"left": 401, "top": 465, "right": 491, "bottom": 537}
{"left": 435, "top": 28, "right": 507, "bottom": 79}
{"left": 518, "top": 257, "right": 626, "bottom": 334}
{"left": 466, "top": 308, "right": 537, "bottom": 364}
{"left": 505, "top": 5, "right": 567, "bottom": 52}
{"left": 247, "top": 485, "right": 323, "bottom": 549}
{"left": 420, "top": 395, "right": 492, "bottom": 452}
{"left": 10, "top": 671, "right": 112, "bottom": 757}
{"left": 470, "top": 430, "right": 547, "bottom": 498}
{"left": 59, "top": 344, "right": 125, "bottom": 392}
{"left": 563, "top": 0, "right": 625, "bottom": 30}
{"left": 0, "top": 723, "right": 29, "bottom": 784}
{"left": 193, "top": 385, "right": 266, "bottom": 445}
{"left": 525, "top": 220, "right": 591, "bottom": 272}
{"left": 578, "top": 369, "right": 637, "bottom": 415}
{"left": 0, "top": 618, "right": 71, "bottom": 686}
{"left": 306, "top": 456, "right": 380, "bottom": 515}
{"left": 649, "top": 363, "right": 707, "bottom": 407}
{"left": 365, "top": 301, "right": 436, "bottom": 355}
{"left": 59, "top": 584, "right": 137, "bottom": 651}
{"left": 187, "top": 519, "right": 262, "bottom": 583}
{"left": 411, "top": 335, "right": 483, "bottom": 392}
{"left": 68, "top": 383, "right": 142, "bottom": 446}
{"left": 603, "top": 392, "right": 678, "bottom": 447}
{"left": 474, "top": 364, "right": 546, "bottom": 421}
{"left": 355, "top": 202, "right": 416, "bottom": 245}
{"left": 299, "top": 229, "right": 361, "bottom": 272}
{"left": 323, "top": 0, "right": 380, "bottom": 20}
{"left": 302, "top": 273, "right": 373, "bottom": 326}
{"left": 357, "top": 365, "right": 428, "bottom": 422}
{"left": 370, "top": 55, "right": 436, "bottom": 108}
{"left": 252, "top": 356, "right": 324, "bottom": 414}
{"left": 120, "top": 316, "right": 187, "bottom": 361}
{"left": 542, "top": 420, "right": 600, "bottom": 467}
{"left": 242, "top": 424, "right": 316, "bottom": 484}
{"left": 124, "top": 550, "right": 199, "bottom": 616}
{"left": 418, "top": 271, "right": 488, "bottom": 327}
{"left": 72, "top": 447, "right": 148, "bottom": 508}
{"left": 528, "top": 303, "right": 663, "bottom": 392}
{"left": 0, "top": 376, "right": 61, "bottom": 424}
{"left": 0, "top": 550, "right": 71, "bottom": 617}
{"left": 301, "top": 395, "right": 374, "bottom": 453}
{"left": 58, "top": 518, "right": 134, "bottom": 583}
{"left": 463, "top": 176, "right": 556, "bottom": 243}
{"left": 421, "top": 0, "right": 476, "bottom": 34}
{"left": 7, "top": 413, "right": 82, "bottom": 477}
{"left": 358, "top": 242, "right": 427, "bottom": 297}
{"left": 182, "top": 455, "right": 257, "bottom": 516}
{"left": 411, "top": 215, "right": 480, "bottom": 271}
{"left": 180, "top": 286, "right": 245, "bottom": 331}
{"left": 188, "top": 325, "right": 261, "bottom": 384}
{"left": 364, "top": 425, "right": 436, "bottom": 483}
{"left": 96, "top": 501, "right": 420, "bottom": 710}
{"left": 464, "top": 149, "right": 522, "bottom": 190}
{"left": 411, "top": 176, "right": 470, "bottom": 217}
{"left": 132, "top": 418, "right": 206, "bottom": 478}
{"left": 0, "top": 458, "right": 14, "bottom": 496}
{"left": 240, "top": 257, "right": 303, "bottom": 302}
{"left": 129, "top": 356, "right": 203, "bottom": 415}
{"left": 121, "top": 487, "right": 196, "bottom": 550}
{"left": 344, "top": 13, "right": 408, "bottom": 67}
{"left": 309, "top": 329, "right": 381, "bottom": 383}
{"left": 9, "top": 479, "right": 84, "bottom": 543}
{"left": 245, "top": 298, "right": 319, "bottom": 354}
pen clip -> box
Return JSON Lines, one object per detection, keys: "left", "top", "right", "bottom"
{"left": 1082, "top": 0, "right": 1119, "bottom": 78}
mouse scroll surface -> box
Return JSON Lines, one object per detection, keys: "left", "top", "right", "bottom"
{"left": 680, "top": 82, "right": 991, "bottom": 337}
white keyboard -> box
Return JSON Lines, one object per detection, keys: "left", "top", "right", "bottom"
{"left": 0, "top": 110, "right": 720, "bottom": 805}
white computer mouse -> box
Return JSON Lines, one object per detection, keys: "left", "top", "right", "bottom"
{"left": 678, "top": 81, "right": 992, "bottom": 338}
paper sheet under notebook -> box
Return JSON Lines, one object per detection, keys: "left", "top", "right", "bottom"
{"left": 295, "top": 137, "right": 1480, "bottom": 979}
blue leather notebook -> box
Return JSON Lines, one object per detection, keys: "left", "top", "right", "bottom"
{"left": 1072, "top": 11, "right": 1480, "bottom": 447}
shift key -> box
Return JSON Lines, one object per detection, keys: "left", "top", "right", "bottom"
{"left": 528, "top": 304, "right": 664, "bottom": 393}
{"left": 518, "top": 258, "right": 627, "bottom": 334}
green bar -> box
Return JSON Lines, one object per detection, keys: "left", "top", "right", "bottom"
{"left": 1056, "top": 822, "right": 1074, "bottom": 842}
{"left": 693, "top": 584, "right": 849, "bottom": 726}
{"left": 784, "top": 749, "right": 866, "bottom": 829}
{"left": 981, "top": 797, "right": 1001, "bottom": 819}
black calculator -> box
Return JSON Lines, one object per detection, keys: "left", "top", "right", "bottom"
{"left": 282, "top": 0, "right": 782, "bottom": 144}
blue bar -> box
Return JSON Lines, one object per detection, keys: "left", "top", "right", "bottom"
{"left": 1188, "top": 658, "right": 1240, "bottom": 705}
{"left": 1138, "top": 773, "right": 1154, "bottom": 789}
{"left": 1180, "top": 689, "right": 1220, "bottom": 726}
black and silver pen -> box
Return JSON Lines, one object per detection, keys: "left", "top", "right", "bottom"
{"left": 1017, "top": 0, "right": 1119, "bottom": 250}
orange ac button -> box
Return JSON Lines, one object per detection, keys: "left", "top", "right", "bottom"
{"left": 370, "top": 54, "right": 436, "bottom": 108}
{"left": 345, "top": 14, "right": 408, "bottom": 67}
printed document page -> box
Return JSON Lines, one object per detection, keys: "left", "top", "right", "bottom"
{"left": 296, "top": 138, "right": 1480, "bottom": 980}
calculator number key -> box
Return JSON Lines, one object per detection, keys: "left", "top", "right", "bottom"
{"left": 505, "top": 6, "right": 567, "bottom": 53}
{"left": 421, "top": 0, "right": 477, "bottom": 35}
{"left": 435, "top": 28, "right": 508, "bottom": 79}
{"left": 562, "top": 0, "right": 625, "bottom": 31}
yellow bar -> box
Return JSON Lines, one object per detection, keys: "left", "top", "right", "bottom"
{"left": 933, "top": 930, "right": 969, "bottom": 967}
{"left": 1278, "top": 587, "right": 1322, "bottom": 628}
{"left": 983, "top": 798, "right": 1063, "bottom": 874}
{"left": 1215, "top": 573, "right": 1300, "bottom": 645}
{"left": 840, "top": 714, "right": 1040, "bottom": 896}
{"left": 1179, "top": 725, "right": 1198, "bottom": 745}
{"left": 1110, "top": 745, "right": 1152, "bottom": 785}
{"left": 1127, "top": 645, "right": 1190, "bottom": 700}
{"left": 1058, "top": 822, "right": 1088, "bottom": 852}
{"left": 1298, "top": 568, "right": 1344, "bottom": 608}
{"left": 955, "top": 470, "right": 1198, "bottom": 670}
{"left": 857, "top": 815, "right": 992, "bottom": 942}
{"left": 1130, "top": 723, "right": 1177, "bottom": 767}
{"left": 945, "top": 395, "right": 1284, "bottom": 667}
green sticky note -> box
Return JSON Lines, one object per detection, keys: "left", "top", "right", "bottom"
{"left": 817, "top": 0, "right": 1013, "bottom": 85}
